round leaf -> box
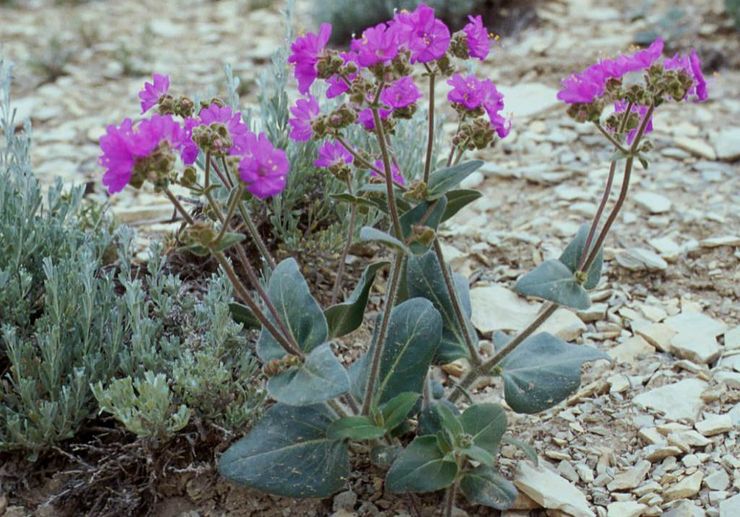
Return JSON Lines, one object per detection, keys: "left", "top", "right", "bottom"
{"left": 386, "top": 436, "right": 458, "bottom": 493}
{"left": 514, "top": 259, "right": 591, "bottom": 310}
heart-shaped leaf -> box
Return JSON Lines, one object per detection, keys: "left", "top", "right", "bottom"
{"left": 460, "top": 403, "right": 507, "bottom": 455}
{"left": 407, "top": 250, "right": 477, "bottom": 363}
{"left": 218, "top": 403, "right": 349, "bottom": 498}
{"left": 460, "top": 466, "right": 518, "bottom": 510}
{"left": 427, "top": 160, "right": 484, "bottom": 199}
{"left": 500, "top": 332, "right": 609, "bottom": 414}
{"left": 559, "top": 223, "right": 603, "bottom": 289}
{"left": 399, "top": 198, "right": 448, "bottom": 254}
{"left": 359, "top": 227, "right": 410, "bottom": 254}
{"left": 228, "top": 301, "right": 260, "bottom": 328}
{"left": 267, "top": 344, "right": 350, "bottom": 406}
{"left": 441, "top": 189, "right": 482, "bottom": 222}
{"left": 514, "top": 259, "right": 591, "bottom": 310}
{"left": 325, "top": 261, "right": 388, "bottom": 339}
{"left": 213, "top": 231, "right": 246, "bottom": 252}
{"left": 351, "top": 298, "right": 442, "bottom": 405}
{"left": 256, "top": 258, "right": 328, "bottom": 362}
{"left": 386, "top": 436, "right": 458, "bottom": 493}
{"left": 327, "top": 416, "right": 386, "bottom": 441}
{"left": 380, "top": 392, "right": 420, "bottom": 432}
{"left": 418, "top": 400, "right": 461, "bottom": 436}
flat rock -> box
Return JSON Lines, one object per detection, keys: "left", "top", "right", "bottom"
{"left": 700, "top": 235, "right": 740, "bottom": 248}
{"left": 664, "top": 500, "right": 706, "bottom": 517}
{"left": 540, "top": 308, "right": 588, "bottom": 341}
{"left": 634, "top": 322, "right": 676, "bottom": 352}
{"left": 664, "top": 312, "right": 727, "bottom": 338}
{"left": 615, "top": 248, "right": 667, "bottom": 271}
{"left": 695, "top": 413, "right": 733, "bottom": 436}
{"left": 725, "top": 326, "right": 740, "bottom": 350}
{"left": 497, "top": 83, "right": 560, "bottom": 119}
{"left": 607, "top": 460, "right": 651, "bottom": 491}
{"left": 720, "top": 493, "right": 740, "bottom": 517}
{"left": 606, "top": 501, "right": 647, "bottom": 517}
{"left": 704, "top": 469, "right": 730, "bottom": 491}
{"left": 669, "top": 333, "right": 720, "bottom": 364}
{"left": 711, "top": 127, "right": 740, "bottom": 161}
{"left": 633, "top": 379, "right": 707, "bottom": 422}
{"left": 648, "top": 236, "right": 681, "bottom": 261}
{"left": 514, "top": 462, "right": 595, "bottom": 517}
{"left": 674, "top": 136, "right": 717, "bottom": 160}
{"left": 470, "top": 285, "right": 537, "bottom": 333}
{"left": 664, "top": 471, "right": 703, "bottom": 502}
{"left": 633, "top": 192, "right": 672, "bottom": 214}
{"left": 609, "top": 336, "right": 655, "bottom": 364}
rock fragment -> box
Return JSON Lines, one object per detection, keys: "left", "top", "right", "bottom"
{"left": 514, "top": 462, "right": 595, "bottom": 517}
{"left": 632, "top": 379, "right": 708, "bottom": 422}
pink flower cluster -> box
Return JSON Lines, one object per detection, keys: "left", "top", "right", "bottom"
{"left": 100, "top": 74, "right": 289, "bottom": 199}
{"left": 557, "top": 38, "right": 708, "bottom": 105}
{"left": 285, "top": 3, "right": 507, "bottom": 182}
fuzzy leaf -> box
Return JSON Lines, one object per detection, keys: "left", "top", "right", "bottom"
{"left": 256, "top": 258, "right": 328, "bottom": 362}
{"left": 559, "top": 223, "right": 603, "bottom": 290}
{"left": 352, "top": 298, "right": 442, "bottom": 405}
{"left": 500, "top": 332, "right": 609, "bottom": 414}
{"left": 359, "top": 226, "right": 411, "bottom": 254}
{"left": 441, "top": 189, "right": 482, "bottom": 222}
{"left": 327, "top": 416, "right": 386, "bottom": 441}
{"left": 267, "top": 344, "right": 349, "bottom": 406}
{"left": 460, "top": 466, "right": 518, "bottom": 510}
{"left": 380, "top": 392, "right": 420, "bottom": 431}
{"left": 325, "top": 261, "right": 388, "bottom": 339}
{"left": 218, "top": 403, "right": 349, "bottom": 498}
{"left": 399, "top": 198, "right": 448, "bottom": 254}
{"left": 514, "top": 259, "right": 591, "bottom": 310}
{"left": 460, "top": 403, "right": 507, "bottom": 455}
{"left": 427, "top": 160, "right": 484, "bottom": 199}
{"left": 386, "top": 436, "right": 458, "bottom": 493}
{"left": 228, "top": 302, "right": 260, "bottom": 328}
{"left": 407, "top": 250, "right": 476, "bottom": 363}
{"left": 212, "top": 231, "right": 246, "bottom": 252}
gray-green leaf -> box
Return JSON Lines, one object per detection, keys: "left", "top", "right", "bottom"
{"left": 327, "top": 416, "right": 386, "bottom": 441}
{"left": 559, "top": 223, "right": 603, "bottom": 289}
{"left": 359, "top": 226, "right": 410, "bottom": 254}
{"left": 441, "top": 189, "right": 482, "bottom": 222}
{"left": 460, "top": 403, "right": 507, "bottom": 455}
{"left": 514, "top": 259, "right": 591, "bottom": 310}
{"left": 501, "top": 332, "right": 609, "bottom": 414}
{"left": 256, "top": 258, "right": 328, "bottom": 362}
{"left": 427, "top": 160, "right": 484, "bottom": 199}
{"left": 460, "top": 466, "right": 517, "bottom": 510}
{"left": 380, "top": 392, "right": 420, "bottom": 431}
{"left": 325, "top": 261, "right": 388, "bottom": 339}
{"left": 266, "top": 344, "right": 349, "bottom": 406}
{"left": 228, "top": 301, "right": 260, "bottom": 328}
{"left": 386, "top": 436, "right": 458, "bottom": 493}
{"left": 218, "top": 403, "right": 349, "bottom": 498}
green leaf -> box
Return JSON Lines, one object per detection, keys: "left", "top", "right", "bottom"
{"left": 461, "top": 445, "right": 496, "bottom": 466}
{"left": 330, "top": 192, "right": 379, "bottom": 210}
{"left": 359, "top": 227, "right": 411, "bottom": 254}
{"left": 386, "top": 436, "right": 458, "bottom": 493}
{"left": 352, "top": 298, "right": 442, "bottom": 405}
{"left": 228, "top": 302, "right": 260, "bottom": 329}
{"left": 218, "top": 403, "right": 349, "bottom": 498}
{"left": 380, "top": 392, "right": 420, "bottom": 431}
{"left": 407, "top": 250, "right": 477, "bottom": 363}
{"left": 501, "top": 436, "right": 539, "bottom": 465}
{"left": 371, "top": 444, "right": 402, "bottom": 467}
{"left": 460, "top": 466, "right": 518, "bottom": 510}
{"left": 418, "top": 400, "right": 460, "bottom": 435}
{"left": 441, "top": 189, "right": 482, "bottom": 222}
{"left": 427, "top": 160, "right": 484, "bottom": 199}
{"left": 399, "top": 198, "right": 448, "bottom": 254}
{"left": 212, "top": 231, "right": 246, "bottom": 252}
{"left": 500, "top": 332, "right": 610, "bottom": 414}
{"left": 460, "top": 403, "right": 507, "bottom": 455}
{"left": 514, "top": 259, "right": 591, "bottom": 310}
{"left": 435, "top": 401, "right": 464, "bottom": 438}
{"left": 266, "top": 344, "right": 350, "bottom": 406}
{"left": 256, "top": 258, "right": 328, "bottom": 362}
{"left": 356, "top": 184, "right": 412, "bottom": 212}
{"left": 325, "top": 261, "right": 389, "bottom": 339}
{"left": 559, "top": 223, "right": 603, "bottom": 289}
{"left": 183, "top": 243, "right": 211, "bottom": 257}
{"left": 327, "top": 416, "right": 386, "bottom": 441}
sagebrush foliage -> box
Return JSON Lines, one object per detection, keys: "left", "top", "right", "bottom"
{"left": 0, "top": 60, "right": 264, "bottom": 456}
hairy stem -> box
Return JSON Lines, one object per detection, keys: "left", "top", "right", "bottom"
{"left": 595, "top": 122, "right": 629, "bottom": 154}
{"left": 361, "top": 253, "right": 405, "bottom": 415}
{"left": 372, "top": 106, "right": 403, "bottom": 238}
{"left": 444, "top": 479, "right": 459, "bottom": 517}
{"left": 448, "top": 303, "right": 559, "bottom": 404}
{"left": 433, "top": 239, "right": 481, "bottom": 366}
{"left": 215, "top": 186, "right": 241, "bottom": 242}
{"left": 331, "top": 180, "right": 358, "bottom": 305}
{"left": 423, "top": 72, "right": 436, "bottom": 182}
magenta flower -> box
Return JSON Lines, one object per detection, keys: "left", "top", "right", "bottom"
{"left": 556, "top": 68, "right": 606, "bottom": 104}
{"left": 196, "top": 103, "right": 251, "bottom": 155}
{"left": 447, "top": 73, "right": 488, "bottom": 110}
{"left": 664, "top": 49, "right": 708, "bottom": 102}
{"left": 372, "top": 159, "right": 405, "bottom": 185}
{"left": 238, "top": 133, "right": 290, "bottom": 199}
{"left": 380, "top": 76, "right": 422, "bottom": 109}
{"left": 99, "top": 115, "right": 186, "bottom": 194}
{"left": 314, "top": 140, "right": 354, "bottom": 169}
{"left": 138, "top": 73, "right": 170, "bottom": 114}
{"left": 614, "top": 101, "right": 653, "bottom": 144}
{"left": 326, "top": 52, "right": 358, "bottom": 98}
{"left": 181, "top": 117, "right": 199, "bottom": 165}
{"left": 288, "top": 23, "right": 332, "bottom": 95}
{"left": 463, "top": 15, "right": 490, "bottom": 60}
{"left": 483, "top": 85, "right": 510, "bottom": 139}
{"left": 394, "top": 3, "right": 450, "bottom": 63}
{"left": 358, "top": 107, "right": 392, "bottom": 131}
{"left": 288, "top": 95, "right": 320, "bottom": 142}
{"left": 352, "top": 22, "right": 400, "bottom": 67}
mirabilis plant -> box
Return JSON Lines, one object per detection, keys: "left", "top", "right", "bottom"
{"left": 98, "top": 3, "right": 708, "bottom": 512}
